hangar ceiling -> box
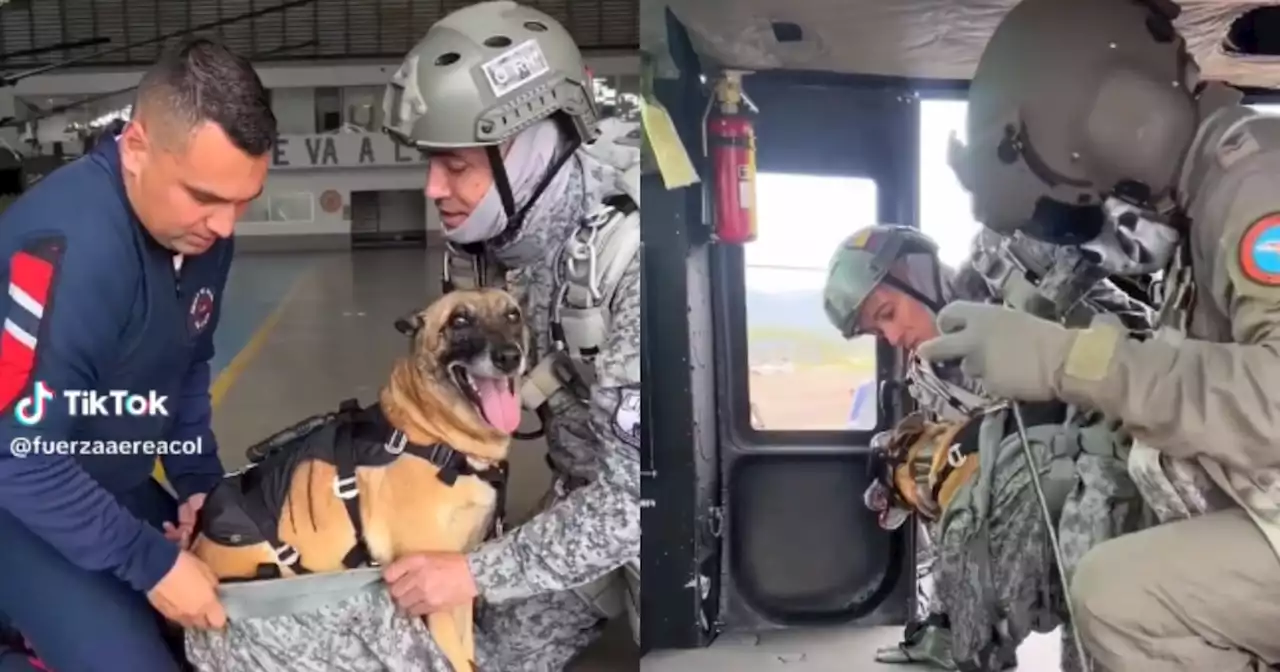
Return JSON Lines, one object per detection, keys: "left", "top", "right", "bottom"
{"left": 0, "top": 0, "right": 637, "bottom": 70}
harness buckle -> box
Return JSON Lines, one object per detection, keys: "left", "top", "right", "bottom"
{"left": 385, "top": 430, "right": 407, "bottom": 455}
{"left": 273, "top": 543, "right": 300, "bottom": 567}
{"left": 333, "top": 475, "right": 359, "bottom": 500}
{"left": 946, "top": 443, "right": 966, "bottom": 468}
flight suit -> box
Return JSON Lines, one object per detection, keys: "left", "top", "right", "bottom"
{"left": 1063, "top": 105, "right": 1280, "bottom": 671}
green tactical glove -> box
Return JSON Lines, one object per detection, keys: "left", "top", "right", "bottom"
{"left": 916, "top": 301, "right": 1075, "bottom": 402}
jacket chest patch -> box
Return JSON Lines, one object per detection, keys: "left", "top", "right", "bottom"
{"left": 189, "top": 287, "right": 216, "bottom": 334}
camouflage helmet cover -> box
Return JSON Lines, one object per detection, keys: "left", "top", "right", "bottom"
{"left": 382, "top": 1, "right": 600, "bottom": 150}
{"left": 823, "top": 224, "right": 939, "bottom": 338}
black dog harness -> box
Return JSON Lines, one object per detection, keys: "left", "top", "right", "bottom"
{"left": 199, "top": 398, "right": 509, "bottom": 581}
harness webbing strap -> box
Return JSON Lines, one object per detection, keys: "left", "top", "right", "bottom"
{"left": 928, "top": 419, "right": 983, "bottom": 505}
{"left": 238, "top": 488, "right": 314, "bottom": 579}
{"left": 229, "top": 398, "right": 510, "bottom": 580}
{"left": 332, "top": 415, "right": 373, "bottom": 569}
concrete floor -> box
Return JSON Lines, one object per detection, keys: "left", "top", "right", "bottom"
{"left": 208, "top": 247, "right": 637, "bottom": 671}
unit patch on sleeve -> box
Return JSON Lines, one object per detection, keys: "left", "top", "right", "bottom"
{"left": 612, "top": 385, "right": 641, "bottom": 450}
{"left": 1239, "top": 213, "right": 1280, "bottom": 287}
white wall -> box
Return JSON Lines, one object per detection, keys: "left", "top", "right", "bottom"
{"left": 271, "top": 88, "right": 316, "bottom": 135}
{"left": 238, "top": 131, "right": 433, "bottom": 239}
{"left": 11, "top": 54, "right": 639, "bottom": 97}
{"left": 239, "top": 167, "right": 435, "bottom": 238}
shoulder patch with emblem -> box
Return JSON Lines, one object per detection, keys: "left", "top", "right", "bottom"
{"left": 1238, "top": 213, "right": 1280, "bottom": 286}
{"left": 612, "top": 385, "right": 640, "bottom": 449}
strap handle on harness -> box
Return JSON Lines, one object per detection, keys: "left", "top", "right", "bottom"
{"left": 520, "top": 194, "right": 640, "bottom": 414}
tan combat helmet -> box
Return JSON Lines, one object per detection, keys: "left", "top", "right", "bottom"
{"left": 382, "top": 0, "right": 600, "bottom": 150}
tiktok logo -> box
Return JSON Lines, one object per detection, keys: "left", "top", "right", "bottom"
{"left": 14, "top": 381, "right": 54, "bottom": 427}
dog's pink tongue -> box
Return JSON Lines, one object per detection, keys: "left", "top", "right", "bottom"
{"left": 474, "top": 377, "right": 522, "bottom": 434}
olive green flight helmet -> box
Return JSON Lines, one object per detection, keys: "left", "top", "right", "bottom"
{"left": 382, "top": 0, "right": 600, "bottom": 150}
{"left": 824, "top": 225, "right": 943, "bottom": 339}
{"left": 949, "top": 0, "right": 1197, "bottom": 246}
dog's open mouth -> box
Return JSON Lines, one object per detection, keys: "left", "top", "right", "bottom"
{"left": 449, "top": 364, "right": 522, "bottom": 434}
{"left": 864, "top": 481, "right": 913, "bottom": 531}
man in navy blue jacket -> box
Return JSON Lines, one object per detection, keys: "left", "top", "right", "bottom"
{"left": 0, "top": 38, "right": 276, "bottom": 672}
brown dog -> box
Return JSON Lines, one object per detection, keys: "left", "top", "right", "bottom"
{"left": 190, "top": 287, "right": 529, "bottom": 672}
{"left": 864, "top": 411, "right": 982, "bottom": 530}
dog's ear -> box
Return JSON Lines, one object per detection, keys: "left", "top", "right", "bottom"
{"left": 394, "top": 312, "right": 424, "bottom": 337}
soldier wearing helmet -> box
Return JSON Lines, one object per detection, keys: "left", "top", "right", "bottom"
{"left": 826, "top": 224, "right": 1154, "bottom": 671}
{"left": 379, "top": 2, "right": 641, "bottom": 668}
{"left": 918, "top": 0, "right": 1280, "bottom": 668}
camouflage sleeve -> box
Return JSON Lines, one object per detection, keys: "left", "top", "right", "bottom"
{"left": 466, "top": 256, "right": 641, "bottom": 603}
{"left": 1079, "top": 277, "right": 1156, "bottom": 334}
{"left": 1057, "top": 171, "right": 1280, "bottom": 471}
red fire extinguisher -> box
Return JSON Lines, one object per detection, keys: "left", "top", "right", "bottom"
{"left": 705, "top": 71, "right": 758, "bottom": 244}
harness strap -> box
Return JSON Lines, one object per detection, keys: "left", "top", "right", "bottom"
{"left": 398, "top": 437, "right": 509, "bottom": 540}
{"left": 333, "top": 413, "right": 373, "bottom": 569}
{"left": 232, "top": 398, "right": 512, "bottom": 578}
{"left": 928, "top": 418, "right": 983, "bottom": 505}
{"left": 238, "top": 485, "right": 315, "bottom": 579}
{"left": 523, "top": 194, "right": 640, "bottom": 414}
{"left": 234, "top": 399, "right": 368, "bottom": 579}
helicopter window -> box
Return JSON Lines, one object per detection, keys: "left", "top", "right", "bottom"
{"left": 744, "top": 172, "right": 880, "bottom": 431}
{"left": 242, "top": 193, "right": 272, "bottom": 222}
{"left": 240, "top": 192, "right": 314, "bottom": 223}
{"left": 919, "top": 98, "right": 983, "bottom": 265}
{"left": 269, "top": 192, "right": 315, "bottom": 222}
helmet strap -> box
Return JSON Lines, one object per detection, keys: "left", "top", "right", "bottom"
{"left": 881, "top": 262, "right": 947, "bottom": 315}
{"left": 482, "top": 128, "right": 583, "bottom": 250}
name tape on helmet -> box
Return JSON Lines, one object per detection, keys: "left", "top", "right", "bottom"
{"left": 482, "top": 39, "right": 551, "bottom": 98}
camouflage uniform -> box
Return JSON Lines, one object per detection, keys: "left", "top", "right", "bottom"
{"left": 930, "top": 0, "right": 1280, "bottom": 667}
{"left": 186, "top": 4, "right": 639, "bottom": 671}
{"left": 468, "top": 140, "right": 641, "bottom": 672}
{"left": 824, "top": 226, "right": 1154, "bottom": 671}
{"left": 384, "top": 3, "right": 640, "bottom": 668}
{"left": 938, "top": 232, "right": 1151, "bottom": 672}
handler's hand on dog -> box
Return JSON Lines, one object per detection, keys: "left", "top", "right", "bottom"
{"left": 148, "top": 550, "right": 227, "bottom": 630}
{"left": 163, "top": 493, "right": 207, "bottom": 550}
{"left": 384, "top": 552, "right": 478, "bottom": 616}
